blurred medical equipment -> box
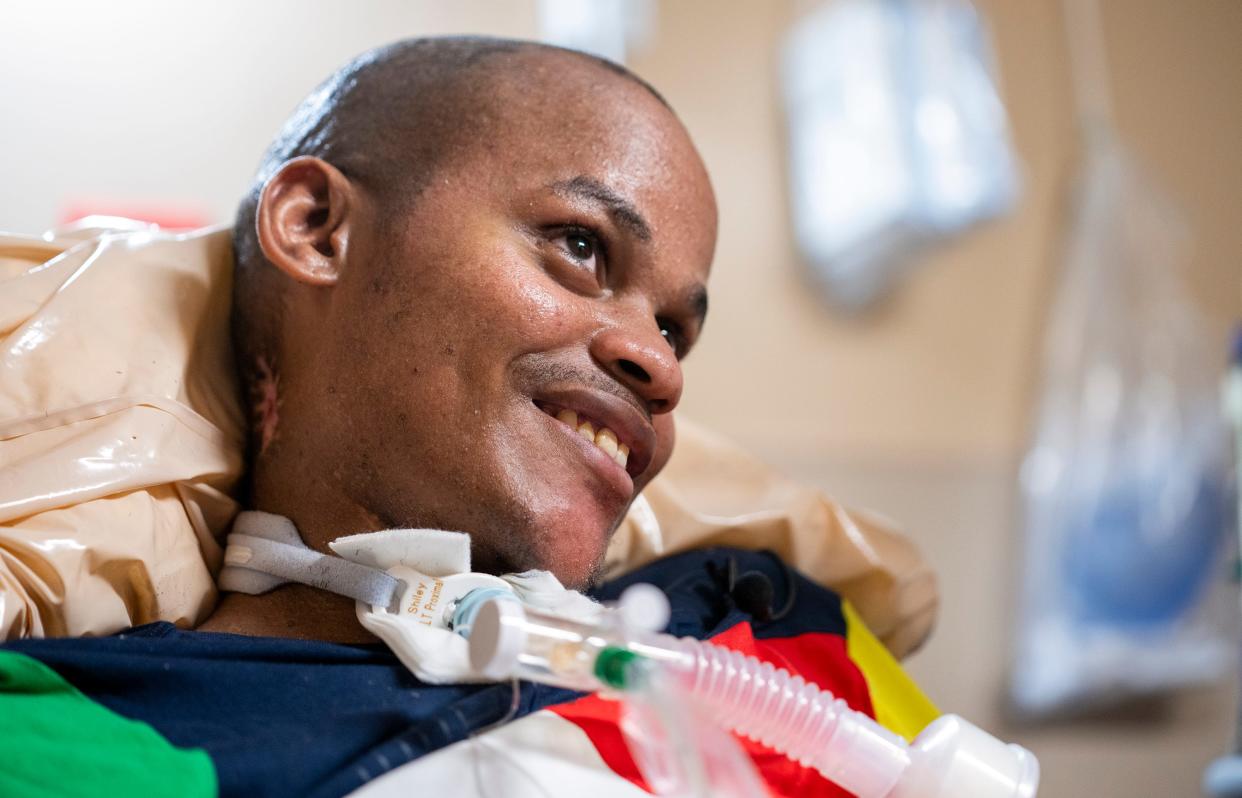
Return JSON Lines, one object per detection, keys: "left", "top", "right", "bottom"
{"left": 1203, "top": 327, "right": 1242, "bottom": 798}
{"left": 461, "top": 586, "right": 1040, "bottom": 798}
{"left": 781, "top": 0, "right": 1019, "bottom": 308}
{"left": 1011, "top": 0, "right": 1234, "bottom": 717}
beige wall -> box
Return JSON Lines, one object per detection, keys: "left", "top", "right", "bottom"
{"left": 645, "top": 0, "right": 1242, "bottom": 468}
{"left": 0, "top": 1, "right": 539, "bottom": 234}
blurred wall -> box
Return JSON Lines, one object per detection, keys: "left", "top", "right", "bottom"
{"left": 0, "top": 1, "right": 538, "bottom": 231}
{"left": 655, "top": 0, "right": 1242, "bottom": 469}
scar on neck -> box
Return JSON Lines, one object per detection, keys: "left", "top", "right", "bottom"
{"left": 253, "top": 355, "right": 281, "bottom": 455}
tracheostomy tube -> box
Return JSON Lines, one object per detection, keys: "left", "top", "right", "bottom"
{"left": 452, "top": 586, "right": 1040, "bottom": 798}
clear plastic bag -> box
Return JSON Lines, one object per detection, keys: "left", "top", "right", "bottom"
{"left": 781, "top": 0, "right": 1019, "bottom": 308}
{"left": 1011, "top": 130, "right": 1235, "bottom": 715}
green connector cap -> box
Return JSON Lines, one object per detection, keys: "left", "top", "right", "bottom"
{"left": 594, "top": 645, "right": 642, "bottom": 690}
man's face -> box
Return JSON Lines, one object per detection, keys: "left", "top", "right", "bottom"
{"left": 281, "top": 54, "right": 716, "bottom": 587}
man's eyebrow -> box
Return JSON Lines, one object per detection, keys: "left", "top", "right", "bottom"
{"left": 549, "top": 176, "right": 652, "bottom": 242}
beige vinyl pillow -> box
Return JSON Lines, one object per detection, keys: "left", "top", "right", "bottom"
{"left": 0, "top": 222, "right": 242, "bottom": 638}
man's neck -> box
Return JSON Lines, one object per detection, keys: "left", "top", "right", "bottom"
{"left": 200, "top": 440, "right": 389, "bottom": 642}
{"left": 199, "top": 584, "right": 378, "bottom": 643}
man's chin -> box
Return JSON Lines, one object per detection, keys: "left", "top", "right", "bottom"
{"left": 508, "top": 539, "right": 610, "bottom": 592}
{"left": 512, "top": 494, "right": 625, "bottom": 589}
{"left": 463, "top": 490, "right": 624, "bottom": 589}
{"left": 549, "top": 548, "right": 609, "bottom": 592}
{"left": 468, "top": 527, "right": 612, "bottom": 592}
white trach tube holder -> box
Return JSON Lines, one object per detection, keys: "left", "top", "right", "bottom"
{"left": 462, "top": 590, "right": 1039, "bottom": 798}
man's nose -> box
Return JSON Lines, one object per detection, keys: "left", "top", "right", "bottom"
{"left": 590, "top": 316, "right": 683, "bottom": 415}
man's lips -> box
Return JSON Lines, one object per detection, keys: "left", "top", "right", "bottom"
{"left": 531, "top": 386, "right": 655, "bottom": 483}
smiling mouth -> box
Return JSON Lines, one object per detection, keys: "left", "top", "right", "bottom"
{"left": 536, "top": 404, "right": 631, "bottom": 470}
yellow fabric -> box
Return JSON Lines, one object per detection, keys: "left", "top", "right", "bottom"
{"left": 1, "top": 220, "right": 938, "bottom": 657}
{"left": 843, "top": 600, "right": 940, "bottom": 741}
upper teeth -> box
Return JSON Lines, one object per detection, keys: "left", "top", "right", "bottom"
{"left": 555, "top": 408, "right": 630, "bottom": 469}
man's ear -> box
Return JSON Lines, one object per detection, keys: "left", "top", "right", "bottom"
{"left": 255, "top": 156, "right": 354, "bottom": 286}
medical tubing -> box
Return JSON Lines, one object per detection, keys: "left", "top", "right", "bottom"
{"left": 661, "top": 635, "right": 910, "bottom": 798}
{"left": 463, "top": 593, "right": 1037, "bottom": 796}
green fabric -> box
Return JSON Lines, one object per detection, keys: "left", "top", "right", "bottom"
{"left": 0, "top": 650, "right": 216, "bottom": 798}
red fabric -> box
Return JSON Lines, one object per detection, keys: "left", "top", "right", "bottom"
{"left": 549, "top": 623, "right": 875, "bottom": 797}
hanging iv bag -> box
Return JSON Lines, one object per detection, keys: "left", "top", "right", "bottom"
{"left": 1010, "top": 132, "right": 1234, "bottom": 716}
{"left": 1010, "top": 0, "right": 1234, "bottom": 715}
{"left": 781, "top": 0, "right": 1020, "bottom": 308}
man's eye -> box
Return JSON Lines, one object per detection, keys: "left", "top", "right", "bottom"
{"left": 551, "top": 227, "right": 605, "bottom": 283}
{"left": 565, "top": 232, "right": 595, "bottom": 261}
